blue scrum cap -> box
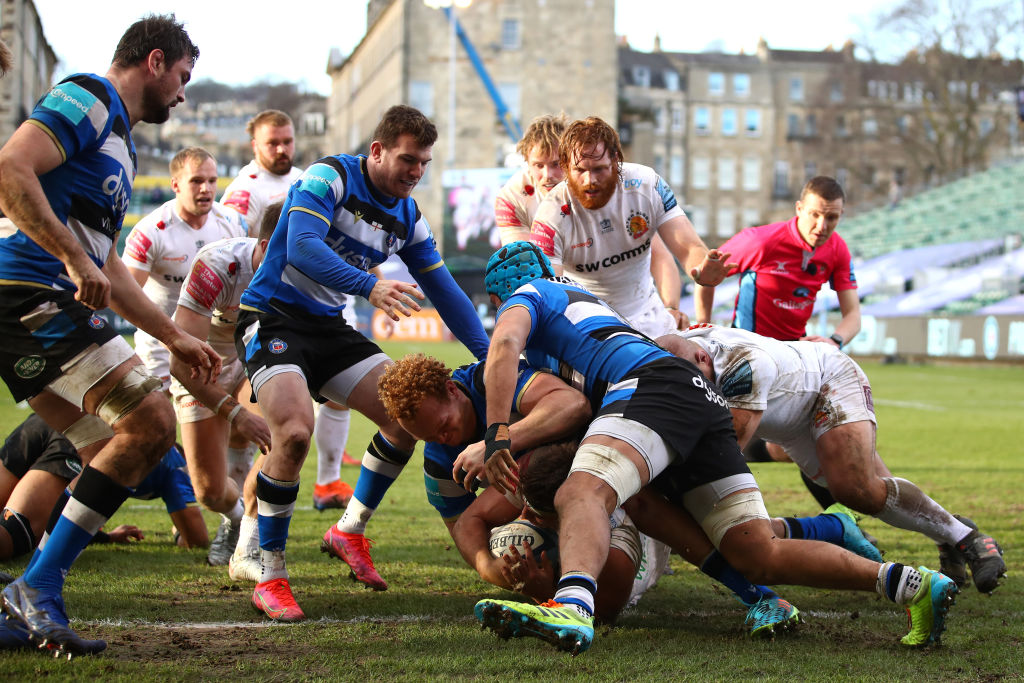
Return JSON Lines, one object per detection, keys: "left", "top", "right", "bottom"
{"left": 484, "top": 241, "right": 554, "bottom": 300}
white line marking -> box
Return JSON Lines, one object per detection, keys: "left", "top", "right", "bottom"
{"left": 874, "top": 398, "right": 946, "bottom": 411}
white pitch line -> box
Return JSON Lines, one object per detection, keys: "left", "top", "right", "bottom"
{"left": 873, "top": 398, "right": 946, "bottom": 411}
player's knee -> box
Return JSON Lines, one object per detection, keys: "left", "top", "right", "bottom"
{"left": 554, "top": 469, "right": 617, "bottom": 516}
{"left": 829, "top": 477, "right": 885, "bottom": 515}
{"left": 274, "top": 423, "right": 312, "bottom": 463}
{"left": 0, "top": 508, "right": 37, "bottom": 559}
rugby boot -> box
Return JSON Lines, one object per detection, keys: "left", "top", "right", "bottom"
{"left": 956, "top": 526, "right": 1006, "bottom": 594}
{"left": 1, "top": 579, "right": 106, "bottom": 658}
{"left": 341, "top": 450, "right": 361, "bottom": 466}
{"left": 744, "top": 595, "right": 801, "bottom": 638}
{"left": 0, "top": 570, "right": 15, "bottom": 586}
{"left": 228, "top": 547, "right": 262, "bottom": 582}
{"left": 475, "top": 598, "right": 594, "bottom": 656}
{"left": 320, "top": 526, "right": 387, "bottom": 590}
{"left": 936, "top": 515, "right": 975, "bottom": 588}
{"left": 312, "top": 479, "right": 355, "bottom": 511}
{"left": 825, "top": 503, "right": 884, "bottom": 562}
{"left": 252, "top": 577, "right": 305, "bottom": 622}
{"left": 207, "top": 515, "right": 240, "bottom": 566}
{"left": 901, "top": 567, "right": 958, "bottom": 647}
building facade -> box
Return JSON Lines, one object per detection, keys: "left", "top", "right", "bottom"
{"left": 0, "top": 0, "right": 57, "bottom": 142}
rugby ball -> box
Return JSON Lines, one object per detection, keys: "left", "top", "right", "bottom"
{"left": 489, "top": 519, "right": 558, "bottom": 561}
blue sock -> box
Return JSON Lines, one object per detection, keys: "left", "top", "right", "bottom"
{"left": 700, "top": 550, "right": 777, "bottom": 606}
{"left": 553, "top": 572, "right": 597, "bottom": 616}
{"left": 351, "top": 433, "right": 413, "bottom": 508}
{"left": 782, "top": 513, "right": 845, "bottom": 543}
{"left": 23, "top": 468, "right": 128, "bottom": 595}
{"left": 24, "top": 487, "right": 72, "bottom": 574}
{"left": 255, "top": 472, "right": 299, "bottom": 552}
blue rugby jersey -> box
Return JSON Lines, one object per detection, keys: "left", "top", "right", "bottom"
{"left": 241, "top": 154, "right": 488, "bottom": 358}
{"left": 0, "top": 74, "right": 136, "bottom": 289}
{"left": 423, "top": 359, "right": 540, "bottom": 520}
{"left": 501, "top": 279, "right": 671, "bottom": 398}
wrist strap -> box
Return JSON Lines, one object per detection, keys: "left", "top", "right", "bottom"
{"left": 227, "top": 404, "right": 243, "bottom": 424}
{"left": 483, "top": 422, "right": 511, "bottom": 463}
{"left": 213, "top": 394, "right": 231, "bottom": 414}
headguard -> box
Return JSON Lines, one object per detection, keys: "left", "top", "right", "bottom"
{"left": 484, "top": 241, "right": 555, "bottom": 300}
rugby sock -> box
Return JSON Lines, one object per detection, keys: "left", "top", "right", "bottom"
{"left": 780, "top": 513, "right": 845, "bottom": 543}
{"left": 234, "top": 514, "right": 259, "bottom": 558}
{"left": 227, "top": 445, "right": 256, "bottom": 491}
{"left": 876, "top": 562, "right": 923, "bottom": 604}
{"left": 337, "top": 432, "right": 412, "bottom": 535}
{"left": 25, "top": 487, "right": 71, "bottom": 573}
{"left": 553, "top": 572, "right": 597, "bottom": 618}
{"left": 256, "top": 472, "right": 299, "bottom": 582}
{"left": 699, "top": 550, "right": 776, "bottom": 606}
{"left": 23, "top": 467, "right": 129, "bottom": 594}
{"left": 314, "top": 404, "right": 351, "bottom": 486}
{"left": 875, "top": 477, "right": 974, "bottom": 546}
{"left": 226, "top": 498, "right": 244, "bottom": 525}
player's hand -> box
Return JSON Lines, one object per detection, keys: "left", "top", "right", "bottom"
{"left": 667, "top": 307, "right": 690, "bottom": 330}
{"left": 67, "top": 256, "right": 111, "bottom": 310}
{"left": 453, "top": 441, "right": 487, "bottom": 492}
{"left": 800, "top": 334, "right": 836, "bottom": 346}
{"left": 232, "top": 409, "right": 271, "bottom": 454}
{"left": 369, "top": 279, "right": 425, "bottom": 321}
{"left": 106, "top": 524, "right": 144, "bottom": 543}
{"left": 167, "top": 333, "right": 222, "bottom": 384}
{"left": 690, "top": 249, "right": 738, "bottom": 287}
{"left": 501, "top": 542, "right": 554, "bottom": 600}
{"left": 484, "top": 447, "right": 518, "bottom": 495}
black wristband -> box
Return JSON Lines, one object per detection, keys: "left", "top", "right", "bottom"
{"left": 829, "top": 333, "right": 844, "bottom": 348}
{"left": 483, "top": 422, "right": 511, "bottom": 463}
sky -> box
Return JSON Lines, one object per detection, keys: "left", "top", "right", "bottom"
{"left": 34, "top": 0, "right": 896, "bottom": 95}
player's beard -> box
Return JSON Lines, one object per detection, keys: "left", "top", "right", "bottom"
{"left": 140, "top": 87, "right": 173, "bottom": 124}
{"left": 258, "top": 149, "right": 292, "bottom": 176}
{"left": 568, "top": 172, "right": 616, "bottom": 210}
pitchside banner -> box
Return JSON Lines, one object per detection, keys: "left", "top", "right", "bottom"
{"left": 441, "top": 167, "right": 517, "bottom": 261}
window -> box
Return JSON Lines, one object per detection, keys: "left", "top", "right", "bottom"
{"left": 830, "top": 81, "right": 843, "bottom": 102}
{"left": 787, "top": 113, "right": 800, "bottom": 137}
{"left": 744, "top": 108, "right": 761, "bottom": 135}
{"left": 692, "top": 158, "right": 710, "bottom": 189}
{"left": 497, "top": 82, "right": 521, "bottom": 122}
{"left": 670, "top": 154, "right": 684, "bottom": 186}
{"left": 694, "top": 106, "right": 710, "bottom": 134}
{"left": 863, "top": 116, "right": 878, "bottom": 137}
{"left": 663, "top": 70, "right": 680, "bottom": 91}
{"left": 789, "top": 76, "right": 804, "bottom": 101}
{"left": 773, "top": 160, "right": 790, "bottom": 197}
{"left": 742, "top": 208, "right": 760, "bottom": 229}
{"left": 980, "top": 117, "right": 994, "bottom": 137}
{"left": 688, "top": 206, "right": 709, "bottom": 236}
{"left": 733, "top": 73, "right": 750, "bottom": 97}
{"left": 804, "top": 162, "right": 817, "bottom": 180}
{"left": 671, "top": 105, "right": 683, "bottom": 132}
{"left": 896, "top": 115, "right": 910, "bottom": 136}
{"left": 708, "top": 72, "right": 725, "bottom": 96}
{"left": 805, "top": 114, "right": 817, "bottom": 137}
{"left": 742, "top": 158, "right": 760, "bottom": 191}
{"left": 501, "top": 19, "right": 521, "bottom": 49}
{"left": 408, "top": 81, "right": 434, "bottom": 117}
{"left": 718, "top": 158, "right": 736, "bottom": 190}
{"left": 721, "top": 108, "right": 737, "bottom": 136}
{"left": 717, "top": 206, "right": 736, "bottom": 235}
{"left": 923, "top": 119, "right": 936, "bottom": 141}
{"left": 653, "top": 154, "right": 665, "bottom": 177}
{"left": 632, "top": 65, "right": 650, "bottom": 87}
{"left": 654, "top": 105, "right": 666, "bottom": 132}
{"left": 835, "top": 114, "right": 848, "bottom": 138}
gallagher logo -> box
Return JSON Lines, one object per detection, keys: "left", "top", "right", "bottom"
{"left": 268, "top": 339, "right": 288, "bottom": 354}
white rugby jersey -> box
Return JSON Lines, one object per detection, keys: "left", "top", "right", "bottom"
{"left": 124, "top": 200, "right": 248, "bottom": 316}
{"left": 221, "top": 160, "right": 303, "bottom": 236}
{"left": 530, "top": 163, "right": 685, "bottom": 323}
{"left": 677, "top": 325, "right": 845, "bottom": 441}
{"left": 177, "top": 236, "right": 257, "bottom": 359}
{"left": 494, "top": 168, "right": 543, "bottom": 245}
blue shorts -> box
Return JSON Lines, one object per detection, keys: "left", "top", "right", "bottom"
{"left": 132, "top": 446, "right": 197, "bottom": 514}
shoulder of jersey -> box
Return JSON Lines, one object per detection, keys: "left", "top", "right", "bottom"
{"left": 132, "top": 200, "right": 178, "bottom": 231}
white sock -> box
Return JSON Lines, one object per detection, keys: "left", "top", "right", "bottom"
{"left": 226, "top": 498, "right": 244, "bottom": 525}
{"left": 234, "top": 514, "right": 259, "bottom": 559}
{"left": 227, "top": 444, "right": 256, "bottom": 491}
{"left": 260, "top": 549, "right": 288, "bottom": 582}
{"left": 336, "top": 498, "right": 374, "bottom": 535}
{"left": 315, "top": 404, "right": 351, "bottom": 486}
{"left": 876, "top": 562, "right": 924, "bottom": 605}
{"left": 875, "top": 477, "right": 974, "bottom": 545}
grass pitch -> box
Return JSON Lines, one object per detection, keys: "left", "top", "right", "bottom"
{"left": 0, "top": 341, "right": 1020, "bottom": 681}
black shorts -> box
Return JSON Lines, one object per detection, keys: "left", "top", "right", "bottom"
{"left": 0, "top": 285, "right": 118, "bottom": 402}
{"left": 235, "top": 303, "right": 385, "bottom": 402}
{"left": 0, "top": 414, "right": 82, "bottom": 481}
{"left": 598, "top": 356, "right": 751, "bottom": 493}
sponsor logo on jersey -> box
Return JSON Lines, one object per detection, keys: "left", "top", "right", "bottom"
{"left": 570, "top": 237, "right": 594, "bottom": 249}
{"left": 655, "top": 177, "right": 678, "bottom": 212}
{"left": 691, "top": 372, "right": 727, "bottom": 407}
{"left": 162, "top": 255, "right": 189, "bottom": 263}
{"left": 719, "top": 360, "right": 753, "bottom": 398}
{"left": 531, "top": 222, "right": 556, "bottom": 255}
{"left": 626, "top": 210, "right": 650, "bottom": 240}
{"left": 772, "top": 298, "right": 813, "bottom": 310}
{"left": 14, "top": 355, "right": 45, "bottom": 379}
{"left": 223, "top": 190, "right": 251, "bottom": 215}
{"left": 299, "top": 164, "right": 339, "bottom": 198}
{"left": 599, "top": 218, "right": 613, "bottom": 233}
{"left": 772, "top": 261, "right": 788, "bottom": 273}
{"left": 65, "top": 458, "right": 83, "bottom": 475}
{"left": 186, "top": 260, "right": 224, "bottom": 310}
{"left": 623, "top": 178, "right": 642, "bottom": 189}
{"left": 268, "top": 338, "right": 287, "bottom": 354}
{"left": 574, "top": 237, "right": 651, "bottom": 272}
{"left": 494, "top": 200, "right": 521, "bottom": 227}
{"left": 102, "top": 168, "right": 131, "bottom": 219}
{"left": 42, "top": 82, "right": 96, "bottom": 125}
{"left": 125, "top": 230, "right": 152, "bottom": 263}
{"left": 88, "top": 315, "right": 105, "bottom": 329}
{"left": 793, "top": 286, "right": 811, "bottom": 298}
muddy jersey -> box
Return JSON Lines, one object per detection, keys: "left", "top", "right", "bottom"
{"left": 494, "top": 168, "right": 543, "bottom": 245}
{"left": 177, "top": 236, "right": 257, "bottom": 359}
{"left": 221, "top": 160, "right": 302, "bottom": 236}
{"left": 0, "top": 74, "right": 135, "bottom": 289}
{"left": 529, "top": 163, "right": 684, "bottom": 323}
{"left": 124, "top": 200, "right": 248, "bottom": 317}
{"left": 719, "top": 217, "right": 857, "bottom": 340}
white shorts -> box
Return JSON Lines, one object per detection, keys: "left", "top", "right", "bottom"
{"left": 170, "top": 357, "right": 248, "bottom": 424}
{"left": 134, "top": 329, "right": 170, "bottom": 390}
{"left": 771, "top": 353, "right": 877, "bottom": 487}
{"left": 44, "top": 336, "right": 137, "bottom": 409}
{"left": 625, "top": 298, "right": 678, "bottom": 339}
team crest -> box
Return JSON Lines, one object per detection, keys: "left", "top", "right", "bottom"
{"left": 14, "top": 355, "right": 45, "bottom": 379}
{"left": 88, "top": 315, "right": 105, "bottom": 329}
{"left": 268, "top": 339, "right": 288, "bottom": 354}
{"left": 626, "top": 210, "right": 650, "bottom": 240}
